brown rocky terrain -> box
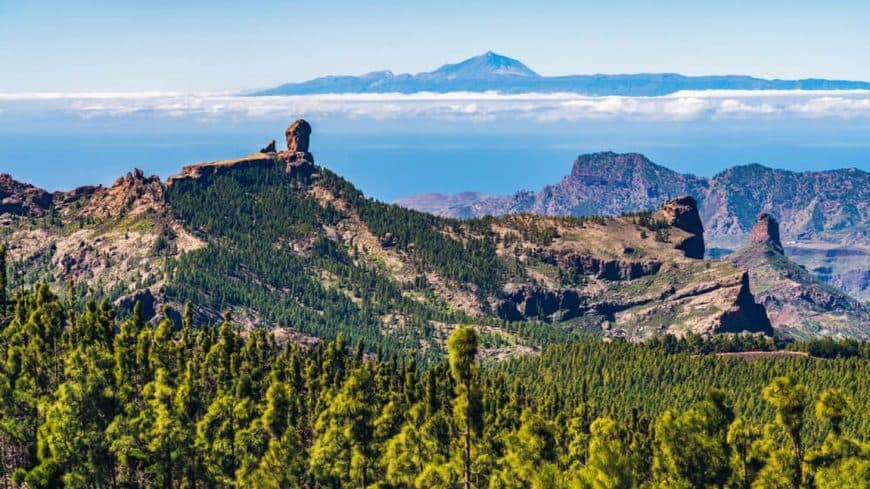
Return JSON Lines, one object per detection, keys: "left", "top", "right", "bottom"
{"left": 396, "top": 152, "right": 870, "bottom": 302}
{"left": 0, "top": 173, "right": 53, "bottom": 217}
{"left": 4, "top": 121, "right": 852, "bottom": 349}
{"left": 727, "top": 214, "right": 869, "bottom": 340}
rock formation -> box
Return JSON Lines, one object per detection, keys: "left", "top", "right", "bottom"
{"left": 399, "top": 153, "right": 869, "bottom": 302}
{"left": 81, "top": 168, "right": 165, "bottom": 218}
{"left": 286, "top": 119, "right": 311, "bottom": 153}
{"left": 541, "top": 250, "right": 663, "bottom": 281}
{"left": 282, "top": 119, "right": 315, "bottom": 168}
{"left": 0, "top": 173, "right": 53, "bottom": 217}
{"left": 260, "top": 140, "right": 277, "bottom": 153}
{"left": 168, "top": 120, "right": 318, "bottom": 184}
{"left": 728, "top": 213, "right": 870, "bottom": 339}
{"left": 656, "top": 196, "right": 705, "bottom": 259}
{"left": 749, "top": 213, "right": 783, "bottom": 253}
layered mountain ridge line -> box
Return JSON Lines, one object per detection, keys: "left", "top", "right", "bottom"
{"left": 0, "top": 120, "right": 794, "bottom": 353}
{"left": 728, "top": 213, "right": 870, "bottom": 340}
{"left": 252, "top": 51, "right": 870, "bottom": 96}
{"left": 396, "top": 152, "right": 870, "bottom": 302}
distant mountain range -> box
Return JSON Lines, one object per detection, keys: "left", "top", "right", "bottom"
{"left": 396, "top": 153, "right": 870, "bottom": 303}
{"left": 0, "top": 122, "right": 782, "bottom": 347}
{"left": 251, "top": 51, "right": 870, "bottom": 96}
{"left": 3, "top": 122, "right": 868, "bottom": 341}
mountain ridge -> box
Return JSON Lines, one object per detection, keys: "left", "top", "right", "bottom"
{"left": 1, "top": 121, "right": 794, "bottom": 352}
{"left": 251, "top": 52, "right": 870, "bottom": 96}
{"left": 396, "top": 152, "right": 869, "bottom": 303}
{"left": 728, "top": 214, "right": 869, "bottom": 340}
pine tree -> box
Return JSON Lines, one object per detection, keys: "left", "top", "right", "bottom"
{"left": 0, "top": 243, "right": 7, "bottom": 312}
{"left": 726, "top": 417, "right": 764, "bottom": 489}
{"left": 653, "top": 389, "right": 733, "bottom": 488}
{"left": 576, "top": 416, "right": 633, "bottom": 489}
{"left": 448, "top": 326, "right": 481, "bottom": 489}
{"left": 309, "top": 365, "right": 379, "bottom": 488}
{"left": 762, "top": 376, "right": 809, "bottom": 489}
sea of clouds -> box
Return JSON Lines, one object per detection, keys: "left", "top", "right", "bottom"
{"left": 2, "top": 89, "right": 870, "bottom": 123}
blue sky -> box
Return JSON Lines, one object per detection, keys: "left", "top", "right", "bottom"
{"left": 2, "top": 1, "right": 870, "bottom": 91}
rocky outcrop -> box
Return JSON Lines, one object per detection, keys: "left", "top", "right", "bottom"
{"left": 656, "top": 196, "right": 705, "bottom": 259}
{"left": 260, "top": 140, "right": 277, "bottom": 153}
{"left": 749, "top": 213, "right": 783, "bottom": 253}
{"left": 399, "top": 153, "right": 868, "bottom": 300}
{"left": 541, "top": 249, "right": 662, "bottom": 281}
{"left": 498, "top": 285, "right": 584, "bottom": 321}
{"left": 0, "top": 173, "right": 53, "bottom": 217}
{"left": 167, "top": 153, "right": 278, "bottom": 184}
{"left": 53, "top": 185, "right": 101, "bottom": 209}
{"left": 281, "top": 119, "right": 315, "bottom": 168}
{"left": 728, "top": 214, "right": 870, "bottom": 339}
{"left": 286, "top": 119, "right": 311, "bottom": 153}
{"left": 168, "top": 120, "right": 318, "bottom": 185}
{"left": 408, "top": 153, "right": 867, "bottom": 249}
{"left": 703, "top": 272, "right": 773, "bottom": 335}
{"left": 82, "top": 168, "right": 165, "bottom": 218}
{"left": 497, "top": 268, "right": 773, "bottom": 338}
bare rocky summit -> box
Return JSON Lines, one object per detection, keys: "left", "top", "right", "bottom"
{"left": 0, "top": 122, "right": 786, "bottom": 346}
{"left": 749, "top": 213, "right": 784, "bottom": 253}
{"left": 0, "top": 173, "right": 53, "bottom": 217}
{"left": 81, "top": 168, "right": 165, "bottom": 218}
{"left": 656, "top": 196, "right": 705, "bottom": 259}
{"left": 397, "top": 152, "right": 869, "bottom": 302}
{"left": 728, "top": 214, "right": 869, "bottom": 339}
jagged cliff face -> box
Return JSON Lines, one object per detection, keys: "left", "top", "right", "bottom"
{"left": 728, "top": 214, "right": 870, "bottom": 340}
{"left": 0, "top": 121, "right": 779, "bottom": 350}
{"left": 0, "top": 173, "right": 53, "bottom": 217}
{"left": 397, "top": 152, "right": 870, "bottom": 302}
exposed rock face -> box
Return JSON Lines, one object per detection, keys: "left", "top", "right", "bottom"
{"left": 117, "top": 287, "right": 158, "bottom": 320}
{"left": 714, "top": 272, "right": 774, "bottom": 335}
{"left": 434, "top": 153, "right": 706, "bottom": 219}
{"left": 82, "top": 168, "right": 165, "bottom": 218}
{"left": 0, "top": 173, "right": 53, "bottom": 216}
{"left": 398, "top": 153, "right": 869, "bottom": 300}
{"left": 53, "top": 185, "right": 101, "bottom": 209}
{"left": 286, "top": 119, "right": 311, "bottom": 153}
{"left": 541, "top": 249, "right": 662, "bottom": 281}
{"left": 260, "top": 140, "right": 277, "bottom": 153}
{"left": 656, "top": 196, "right": 705, "bottom": 259}
{"left": 497, "top": 269, "right": 773, "bottom": 338}
{"left": 728, "top": 215, "right": 870, "bottom": 339}
{"left": 282, "top": 119, "right": 315, "bottom": 168}
{"left": 167, "top": 153, "right": 278, "bottom": 184}
{"left": 405, "top": 153, "right": 867, "bottom": 248}
{"left": 498, "top": 285, "right": 583, "bottom": 322}
{"left": 168, "top": 120, "right": 318, "bottom": 185}
{"left": 749, "top": 213, "right": 783, "bottom": 253}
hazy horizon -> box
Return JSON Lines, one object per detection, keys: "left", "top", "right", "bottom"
{"left": 3, "top": 2, "right": 870, "bottom": 200}
{"left": 3, "top": 1, "right": 870, "bottom": 92}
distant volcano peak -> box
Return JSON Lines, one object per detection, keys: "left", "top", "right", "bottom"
{"left": 427, "top": 51, "right": 540, "bottom": 79}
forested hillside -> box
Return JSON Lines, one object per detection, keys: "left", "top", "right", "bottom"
{"left": 0, "top": 274, "right": 867, "bottom": 488}
{"left": 0, "top": 121, "right": 799, "bottom": 353}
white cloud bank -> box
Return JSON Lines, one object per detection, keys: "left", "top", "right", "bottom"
{"left": 2, "top": 90, "right": 870, "bottom": 122}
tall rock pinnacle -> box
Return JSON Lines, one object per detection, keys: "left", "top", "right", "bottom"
{"left": 285, "top": 119, "right": 311, "bottom": 153}
{"left": 656, "top": 196, "right": 705, "bottom": 259}
{"left": 750, "top": 213, "right": 784, "bottom": 253}
{"left": 282, "top": 119, "right": 315, "bottom": 168}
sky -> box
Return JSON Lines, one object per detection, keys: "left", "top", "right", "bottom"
{"left": 1, "top": 1, "right": 869, "bottom": 199}
{"left": 2, "top": 1, "right": 870, "bottom": 92}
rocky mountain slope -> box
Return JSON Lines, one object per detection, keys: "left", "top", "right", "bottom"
{"left": 397, "top": 152, "right": 870, "bottom": 302}
{"left": 252, "top": 51, "right": 870, "bottom": 96}
{"left": 0, "top": 121, "right": 788, "bottom": 354}
{"left": 728, "top": 214, "right": 869, "bottom": 340}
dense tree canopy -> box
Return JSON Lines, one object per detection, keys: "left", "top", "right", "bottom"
{"left": 0, "top": 280, "right": 867, "bottom": 488}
